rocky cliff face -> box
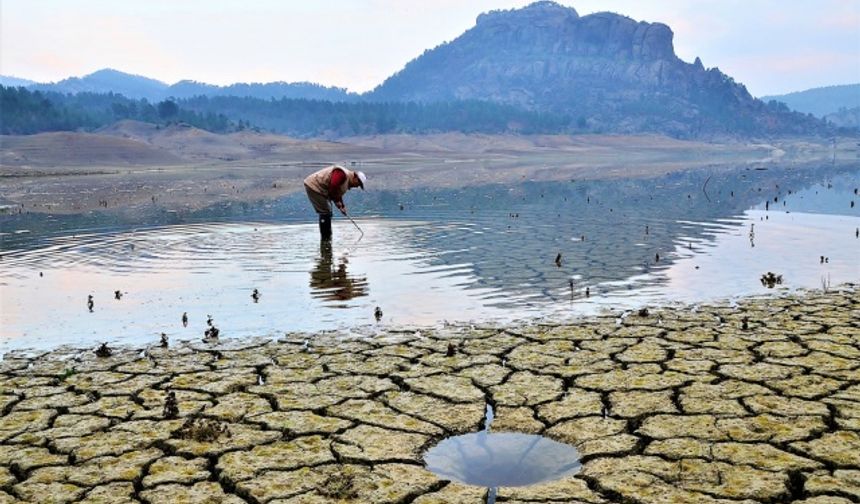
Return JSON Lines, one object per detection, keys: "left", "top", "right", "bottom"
{"left": 370, "top": 1, "right": 825, "bottom": 138}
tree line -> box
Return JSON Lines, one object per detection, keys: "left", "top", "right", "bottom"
{"left": 0, "top": 86, "right": 233, "bottom": 135}
{"left": 1, "top": 85, "right": 574, "bottom": 137}
{"left": 1, "top": 83, "right": 836, "bottom": 138}
{"left": 178, "top": 95, "right": 572, "bottom": 137}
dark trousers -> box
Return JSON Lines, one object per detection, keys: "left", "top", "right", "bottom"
{"left": 305, "top": 184, "right": 332, "bottom": 240}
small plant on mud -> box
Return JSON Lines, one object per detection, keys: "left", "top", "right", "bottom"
{"left": 173, "top": 416, "right": 231, "bottom": 442}
{"left": 95, "top": 343, "right": 112, "bottom": 358}
{"left": 163, "top": 390, "right": 179, "bottom": 419}
{"left": 203, "top": 314, "right": 219, "bottom": 341}
{"left": 760, "top": 272, "right": 783, "bottom": 288}
{"left": 60, "top": 367, "right": 77, "bottom": 380}
{"left": 319, "top": 468, "right": 360, "bottom": 499}
{"left": 446, "top": 342, "right": 456, "bottom": 357}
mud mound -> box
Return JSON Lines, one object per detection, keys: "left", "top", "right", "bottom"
{"left": 99, "top": 120, "right": 381, "bottom": 162}
{"left": 0, "top": 131, "right": 183, "bottom": 169}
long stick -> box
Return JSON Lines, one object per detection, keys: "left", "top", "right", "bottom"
{"left": 345, "top": 212, "right": 364, "bottom": 237}
{"left": 702, "top": 175, "right": 712, "bottom": 203}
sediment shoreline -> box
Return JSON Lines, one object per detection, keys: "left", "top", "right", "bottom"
{"left": 0, "top": 287, "right": 858, "bottom": 503}
{"left": 3, "top": 131, "right": 855, "bottom": 217}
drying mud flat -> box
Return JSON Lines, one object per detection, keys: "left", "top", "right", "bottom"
{"left": 0, "top": 288, "right": 858, "bottom": 503}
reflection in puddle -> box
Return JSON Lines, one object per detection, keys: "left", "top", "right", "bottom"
{"left": 424, "top": 403, "right": 580, "bottom": 495}
{"left": 424, "top": 432, "right": 582, "bottom": 488}
{"left": 310, "top": 240, "right": 369, "bottom": 304}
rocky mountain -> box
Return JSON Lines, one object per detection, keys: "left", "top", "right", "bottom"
{"left": 369, "top": 1, "right": 826, "bottom": 138}
{"left": 761, "top": 84, "right": 860, "bottom": 117}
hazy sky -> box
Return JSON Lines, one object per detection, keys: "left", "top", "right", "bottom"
{"left": 2, "top": 0, "right": 858, "bottom": 96}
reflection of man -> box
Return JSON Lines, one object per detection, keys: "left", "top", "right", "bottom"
{"left": 304, "top": 165, "right": 366, "bottom": 240}
{"left": 309, "top": 241, "right": 369, "bottom": 302}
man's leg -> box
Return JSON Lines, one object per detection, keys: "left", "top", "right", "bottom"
{"left": 318, "top": 214, "right": 332, "bottom": 240}
{"left": 305, "top": 185, "right": 333, "bottom": 240}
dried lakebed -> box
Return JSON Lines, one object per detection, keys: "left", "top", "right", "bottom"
{"left": 0, "top": 288, "right": 858, "bottom": 504}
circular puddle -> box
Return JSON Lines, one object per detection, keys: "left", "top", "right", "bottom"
{"left": 423, "top": 431, "right": 582, "bottom": 487}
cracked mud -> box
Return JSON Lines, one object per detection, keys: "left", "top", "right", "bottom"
{"left": 0, "top": 288, "right": 858, "bottom": 503}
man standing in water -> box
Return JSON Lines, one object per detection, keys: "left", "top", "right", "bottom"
{"left": 304, "top": 164, "right": 366, "bottom": 240}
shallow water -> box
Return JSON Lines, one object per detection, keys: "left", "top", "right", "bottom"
{"left": 1, "top": 164, "right": 858, "bottom": 351}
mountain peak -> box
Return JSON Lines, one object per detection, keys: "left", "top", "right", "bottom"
{"left": 0, "top": 75, "right": 36, "bottom": 87}
{"left": 477, "top": 1, "right": 578, "bottom": 26}
{"left": 369, "top": 2, "right": 823, "bottom": 137}
{"left": 87, "top": 68, "right": 135, "bottom": 77}
{"left": 79, "top": 68, "right": 168, "bottom": 87}
{"left": 372, "top": 3, "right": 681, "bottom": 104}
{"left": 25, "top": 68, "right": 169, "bottom": 100}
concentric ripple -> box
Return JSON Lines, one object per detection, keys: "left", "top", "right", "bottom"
{"left": 1, "top": 166, "right": 858, "bottom": 351}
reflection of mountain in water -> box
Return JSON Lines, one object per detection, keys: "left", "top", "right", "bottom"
{"left": 309, "top": 241, "right": 369, "bottom": 305}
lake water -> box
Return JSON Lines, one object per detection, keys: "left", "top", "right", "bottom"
{"left": 1, "top": 164, "right": 858, "bottom": 352}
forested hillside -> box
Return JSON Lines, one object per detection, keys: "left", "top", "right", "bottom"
{"left": 0, "top": 86, "right": 231, "bottom": 135}
{"left": 1, "top": 86, "right": 571, "bottom": 137}
{"left": 179, "top": 95, "right": 570, "bottom": 137}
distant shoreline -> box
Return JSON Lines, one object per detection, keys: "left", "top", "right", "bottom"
{"left": 1, "top": 127, "right": 856, "bottom": 216}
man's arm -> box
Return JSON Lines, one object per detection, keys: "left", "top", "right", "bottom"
{"left": 329, "top": 168, "right": 347, "bottom": 214}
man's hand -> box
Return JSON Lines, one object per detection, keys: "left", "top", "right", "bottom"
{"left": 335, "top": 201, "right": 347, "bottom": 215}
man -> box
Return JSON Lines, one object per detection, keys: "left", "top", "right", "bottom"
{"left": 304, "top": 164, "right": 366, "bottom": 240}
